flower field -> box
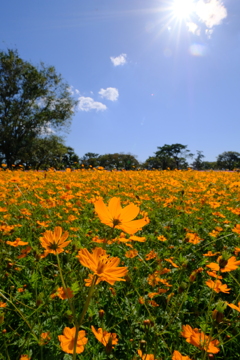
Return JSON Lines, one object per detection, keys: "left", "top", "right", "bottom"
{"left": 0, "top": 168, "right": 240, "bottom": 360}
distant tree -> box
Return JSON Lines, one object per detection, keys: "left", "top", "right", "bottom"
{"left": 80, "top": 153, "right": 100, "bottom": 168}
{"left": 0, "top": 49, "right": 76, "bottom": 167}
{"left": 155, "top": 144, "right": 193, "bottom": 169}
{"left": 191, "top": 150, "right": 205, "bottom": 170}
{"left": 216, "top": 151, "right": 240, "bottom": 170}
{"left": 23, "top": 135, "right": 68, "bottom": 170}
{"left": 98, "top": 153, "right": 139, "bottom": 170}
{"left": 62, "top": 147, "right": 80, "bottom": 168}
{"left": 142, "top": 156, "right": 173, "bottom": 170}
{"left": 202, "top": 161, "right": 218, "bottom": 170}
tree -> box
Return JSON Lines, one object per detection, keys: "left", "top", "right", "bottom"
{"left": 62, "top": 147, "right": 80, "bottom": 168}
{"left": 22, "top": 135, "right": 68, "bottom": 170}
{"left": 80, "top": 153, "right": 100, "bottom": 168}
{"left": 0, "top": 49, "right": 77, "bottom": 167}
{"left": 216, "top": 151, "right": 240, "bottom": 170}
{"left": 155, "top": 144, "right": 192, "bottom": 169}
{"left": 98, "top": 153, "right": 139, "bottom": 170}
{"left": 191, "top": 150, "right": 205, "bottom": 170}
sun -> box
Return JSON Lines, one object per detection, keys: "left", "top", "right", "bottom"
{"left": 171, "top": 0, "right": 195, "bottom": 20}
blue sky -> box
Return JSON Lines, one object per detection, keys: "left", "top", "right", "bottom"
{"left": 1, "top": 0, "right": 240, "bottom": 163}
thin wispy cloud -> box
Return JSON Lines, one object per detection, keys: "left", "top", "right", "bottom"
{"left": 67, "top": 86, "right": 80, "bottom": 96}
{"left": 110, "top": 53, "right": 127, "bottom": 66}
{"left": 196, "top": 0, "right": 227, "bottom": 29}
{"left": 98, "top": 87, "right": 119, "bottom": 101}
{"left": 77, "top": 96, "right": 107, "bottom": 112}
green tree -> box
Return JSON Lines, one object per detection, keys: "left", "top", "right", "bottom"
{"left": 23, "top": 135, "right": 68, "bottom": 170}
{"left": 191, "top": 150, "right": 205, "bottom": 170}
{"left": 80, "top": 153, "right": 100, "bottom": 168}
{"left": 62, "top": 147, "right": 80, "bottom": 168}
{"left": 216, "top": 151, "right": 240, "bottom": 170}
{"left": 155, "top": 143, "right": 192, "bottom": 169}
{"left": 98, "top": 153, "right": 139, "bottom": 170}
{"left": 0, "top": 49, "right": 77, "bottom": 167}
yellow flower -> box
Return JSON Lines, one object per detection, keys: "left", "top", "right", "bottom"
{"left": 206, "top": 279, "right": 231, "bottom": 293}
{"left": 91, "top": 326, "right": 118, "bottom": 347}
{"left": 227, "top": 301, "right": 240, "bottom": 312}
{"left": 172, "top": 350, "right": 192, "bottom": 360}
{"left": 39, "top": 226, "right": 71, "bottom": 256}
{"left": 77, "top": 247, "right": 128, "bottom": 285}
{"left": 58, "top": 327, "right": 88, "bottom": 354}
{"left": 94, "top": 197, "right": 149, "bottom": 234}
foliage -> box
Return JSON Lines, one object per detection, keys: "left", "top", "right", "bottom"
{"left": 0, "top": 49, "right": 77, "bottom": 167}
{"left": 191, "top": 151, "right": 205, "bottom": 170}
{"left": 98, "top": 153, "right": 139, "bottom": 170}
{"left": 155, "top": 144, "right": 193, "bottom": 170}
{"left": 80, "top": 153, "right": 139, "bottom": 170}
{"left": 216, "top": 151, "right": 240, "bottom": 170}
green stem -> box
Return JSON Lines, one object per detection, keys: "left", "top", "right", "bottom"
{"left": 72, "top": 274, "right": 97, "bottom": 360}
{"left": 56, "top": 253, "right": 77, "bottom": 324}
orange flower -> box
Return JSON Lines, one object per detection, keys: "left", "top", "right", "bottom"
{"left": 20, "top": 355, "right": 31, "bottom": 360}
{"left": 77, "top": 247, "right": 128, "bottom": 285}
{"left": 206, "top": 271, "right": 222, "bottom": 279}
{"left": 0, "top": 302, "right": 7, "bottom": 307}
{"left": 40, "top": 331, "right": 51, "bottom": 345}
{"left": 17, "top": 246, "right": 31, "bottom": 259}
{"left": 227, "top": 302, "right": 240, "bottom": 312}
{"left": 205, "top": 279, "right": 231, "bottom": 293}
{"left": 206, "top": 256, "right": 240, "bottom": 272}
{"left": 58, "top": 327, "right": 88, "bottom": 354}
{"left": 186, "top": 232, "right": 202, "bottom": 244}
{"left": 137, "top": 350, "right": 156, "bottom": 359}
{"left": 6, "top": 238, "right": 28, "bottom": 247}
{"left": 165, "top": 258, "right": 178, "bottom": 268}
{"left": 55, "top": 287, "right": 74, "bottom": 300}
{"left": 203, "top": 251, "right": 220, "bottom": 257}
{"left": 232, "top": 224, "right": 240, "bottom": 234}
{"left": 181, "top": 325, "right": 220, "bottom": 353}
{"left": 39, "top": 226, "right": 71, "bottom": 255}
{"left": 125, "top": 249, "right": 138, "bottom": 258}
{"left": 94, "top": 197, "right": 149, "bottom": 234}
{"left": 172, "top": 350, "right": 192, "bottom": 360}
{"left": 157, "top": 235, "right": 167, "bottom": 241}
{"left": 91, "top": 326, "right": 118, "bottom": 347}
{"left": 145, "top": 250, "right": 157, "bottom": 260}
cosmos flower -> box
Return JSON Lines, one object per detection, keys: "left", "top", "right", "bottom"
{"left": 39, "top": 226, "right": 71, "bottom": 256}
{"left": 91, "top": 326, "right": 118, "bottom": 348}
{"left": 77, "top": 247, "right": 128, "bottom": 285}
{"left": 181, "top": 325, "right": 220, "bottom": 353}
{"left": 137, "top": 350, "right": 156, "bottom": 359}
{"left": 205, "top": 279, "right": 231, "bottom": 293}
{"left": 172, "top": 350, "right": 192, "bottom": 360}
{"left": 227, "top": 301, "right": 240, "bottom": 312}
{"left": 58, "top": 327, "right": 88, "bottom": 354}
{"left": 94, "top": 197, "right": 149, "bottom": 234}
{"left": 206, "top": 256, "right": 240, "bottom": 272}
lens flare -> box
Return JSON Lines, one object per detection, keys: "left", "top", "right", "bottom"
{"left": 171, "top": 0, "right": 195, "bottom": 20}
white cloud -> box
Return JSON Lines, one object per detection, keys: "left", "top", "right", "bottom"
{"left": 98, "top": 87, "right": 119, "bottom": 101}
{"left": 195, "top": 0, "right": 227, "bottom": 29}
{"left": 110, "top": 53, "right": 127, "bottom": 66}
{"left": 77, "top": 96, "right": 107, "bottom": 112}
{"left": 67, "top": 86, "right": 80, "bottom": 96}
{"left": 186, "top": 22, "right": 200, "bottom": 35}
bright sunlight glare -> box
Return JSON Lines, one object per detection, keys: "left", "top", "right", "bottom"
{"left": 171, "top": 0, "right": 195, "bottom": 20}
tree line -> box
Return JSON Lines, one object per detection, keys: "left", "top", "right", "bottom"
{"left": 1, "top": 49, "right": 239, "bottom": 171}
